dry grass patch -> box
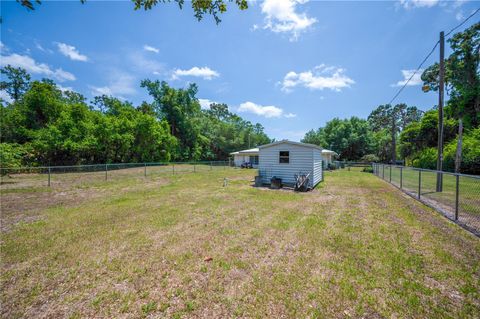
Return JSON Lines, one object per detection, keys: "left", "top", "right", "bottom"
{"left": 1, "top": 168, "right": 479, "bottom": 318}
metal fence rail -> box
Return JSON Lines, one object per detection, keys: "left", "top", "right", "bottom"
{"left": 372, "top": 163, "right": 480, "bottom": 237}
{"left": 0, "top": 161, "right": 230, "bottom": 189}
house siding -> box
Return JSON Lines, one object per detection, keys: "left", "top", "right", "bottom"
{"left": 258, "top": 143, "right": 322, "bottom": 188}
{"left": 312, "top": 149, "right": 323, "bottom": 186}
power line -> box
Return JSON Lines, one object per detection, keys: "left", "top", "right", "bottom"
{"left": 388, "top": 41, "right": 439, "bottom": 105}
{"left": 445, "top": 7, "right": 480, "bottom": 37}
{"left": 387, "top": 7, "right": 479, "bottom": 106}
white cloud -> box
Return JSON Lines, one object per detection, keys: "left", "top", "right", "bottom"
{"left": 238, "top": 101, "right": 295, "bottom": 118}
{"left": 398, "top": 0, "right": 440, "bottom": 9}
{"left": 281, "top": 64, "right": 354, "bottom": 92}
{"left": 57, "top": 84, "right": 73, "bottom": 92}
{"left": 393, "top": 69, "right": 424, "bottom": 87}
{"left": 452, "top": 0, "right": 467, "bottom": 8}
{"left": 35, "top": 42, "right": 53, "bottom": 54}
{"left": 143, "top": 45, "right": 159, "bottom": 53}
{"left": 261, "top": 0, "right": 317, "bottom": 41}
{"left": 0, "top": 53, "right": 76, "bottom": 82}
{"left": 53, "top": 68, "right": 76, "bottom": 82}
{"left": 455, "top": 11, "right": 464, "bottom": 21}
{"left": 128, "top": 51, "right": 164, "bottom": 75}
{"left": 56, "top": 42, "right": 88, "bottom": 61}
{"left": 199, "top": 98, "right": 216, "bottom": 109}
{"left": 89, "top": 70, "right": 136, "bottom": 98}
{"left": 0, "top": 90, "right": 13, "bottom": 103}
{"left": 172, "top": 66, "right": 220, "bottom": 80}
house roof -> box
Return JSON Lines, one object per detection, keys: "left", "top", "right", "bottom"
{"left": 229, "top": 147, "right": 259, "bottom": 155}
{"left": 322, "top": 149, "right": 338, "bottom": 156}
{"left": 258, "top": 140, "right": 323, "bottom": 151}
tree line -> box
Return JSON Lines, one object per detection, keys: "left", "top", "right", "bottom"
{"left": 302, "top": 22, "right": 479, "bottom": 174}
{"left": 0, "top": 69, "right": 270, "bottom": 167}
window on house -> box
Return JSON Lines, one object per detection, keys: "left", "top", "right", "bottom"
{"left": 279, "top": 151, "right": 289, "bottom": 164}
{"left": 249, "top": 155, "right": 259, "bottom": 165}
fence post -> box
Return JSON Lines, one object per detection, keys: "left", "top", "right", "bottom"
{"left": 193, "top": 163, "right": 196, "bottom": 173}
{"left": 418, "top": 170, "right": 421, "bottom": 199}
{"left": 105, "top": 164, "right": 108, "bottom": 181}
{"left": 400, "top": 167, "right": 403, "bottom": 189}
{"left": 389, "top": 165, "right": 392, "bottom": 182}
{"left": 210, "top": 161, "right": 212, "bottom": 170}
{"left": 172, "top": 163, "right": 175, "bottom": 175}
{"left": 48, "top": 167, "right": 51, "bottom": 187}
{"left": 455, "top": 174, "right": 459, "bottom": 221}
{"left": 382, "top": 165, "right": 385, "bottom": 179}
{"left": 144, "top": 163, "right": 147, "bottom": 177}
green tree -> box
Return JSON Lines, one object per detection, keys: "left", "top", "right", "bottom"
{"left": 1, "top": 69, "right": 271, "bottom": 166}
{"left": 368, "top": 103, "right": 422, "bottom": 163}
{"left": 18, "top": 0, "right": 248, "bottom": 24}
{"left": 141, "top": 80, "right": 206, "bottom": 160}
{"left": 421, "top": 22, "right": 480, "bottom": 128}
{"left": 302, "top": 128, "right": 326, "bottom": 147}
{"left": 0, "top": 65, "right": 31, "bottom": 102}
{"left": 302, "top": 117, "right": 374, "bottom": 160}
{"left": 133, "top": 0, "right": 248, "bottom": 23}
{"left": 399, "top": 109, "right": 457, "bottom": 165}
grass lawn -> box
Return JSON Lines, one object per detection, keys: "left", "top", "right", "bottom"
{"left": 379, "top": 165, "right": 480, "bottom": 230}
{"left": 1, "top": 168, "right": 479, "bottom": 318}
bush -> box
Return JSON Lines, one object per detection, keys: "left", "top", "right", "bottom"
{"left": 413, "top": 147, "right": 437, "bottom": 170}
{"left": 362, "top": 166, "right": 374, "bottom": 173}
{"left": 0, "top": 143, "right": 35, "bottom": 175}
{"left": 361, "top": 154, "right": 380, "bottom": 162}
{"left": 412, "top": 128, "right": 480, "bottom": 175}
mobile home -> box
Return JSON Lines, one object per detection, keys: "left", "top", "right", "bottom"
{"left": 230, "top": 148, "right": 259, "bottom": 168}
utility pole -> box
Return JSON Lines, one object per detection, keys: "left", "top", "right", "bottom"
{"left": 436, "top": 31, "right": 445, "bottom": 192}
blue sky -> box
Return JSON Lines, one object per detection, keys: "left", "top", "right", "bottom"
{"left": 1, "top": 0, "right": 479, "bottom": 141}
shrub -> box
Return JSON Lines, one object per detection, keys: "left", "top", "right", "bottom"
{"left": 361, "top": 154, "right": 380, "bottom": 162}
{"left": 362, "top": 166, "right": 374, "bottom": 173}
{"left": 411, "top": 128, "right": 480, "bottom": 175}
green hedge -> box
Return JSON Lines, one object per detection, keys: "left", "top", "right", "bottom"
{"left": 412, "top": 128, "right": 480, "bottom": 175}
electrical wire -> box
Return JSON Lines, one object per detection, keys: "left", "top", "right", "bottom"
{"left": 445, "top": 7, "right": 480, "bottom": 37}
{"left": 387, "top": 7, "right": 479, "bottom": 105}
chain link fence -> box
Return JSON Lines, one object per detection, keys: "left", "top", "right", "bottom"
{"left": 0, "top": 161, "right": 231, "bottom": 190}
{"left": 373, "top": 163, "right": 480, "bottom": 236}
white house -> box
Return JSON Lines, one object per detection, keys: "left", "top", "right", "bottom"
{"left": 321, "top": 149, "right": 338, "bottom": 166}
{"left": 257, "top": 140, "right": 323, "bottom": 189}
{"left": 230, "top": 148, "right": 259, "bottom": 168}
